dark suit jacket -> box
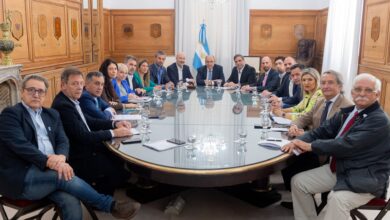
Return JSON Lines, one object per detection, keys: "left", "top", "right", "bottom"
{"left": 167, "top": 63, "right": 193, "bottom": 86}
{"left": 256, "top": 68, "right": 279, "bottom": 92}
{"left": 0, "top": 103, "right": 69, "bottom": 197}
{"left": 226, "top": 64, "right": 256, "bottom": 86}
{"left": 79, "top": 90, "right": 112, "bottom": 120}
{"left": 274, "top": 72, "right": 291, "bottom": 97}
{"left": 282, "top": 84, "right": 302, "bottom": 108}
{"left": 150, "top": 63, "right": 171, "bottom": 85}
{"left": 196, "top": 64, "right": 225, "bottom": 86}
{"left": 126, "top": 73, "right": 142, "bottom": 91}
{"left": 300, "top": 101, "right": 390, "bottom": 198}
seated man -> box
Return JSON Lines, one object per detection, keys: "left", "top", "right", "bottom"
{"left": 52, "top": 67, "right": 133, "bottom": 195}
{"left": 269, "top": 63, "right": 303, "bottom": 108}
{"left": 149, "top": 50, "right": 174, "bottom": 89}
{"left": 282, "top": 73, "right": 390, "bottom": 220}
{"left": 79, "top": 71, "right": 115, "bottom": 120}
{"left": 196, "top": 55, "right": 225, "bottom": 86}
{"left": 0, "top": 75, "right": 140, "bottom": 220}
{"left": 167, "top": 52, "right": 195, "bottom": 86}
{"left": 262, "top": 56, "right": 288, "bottom": 97}
{"left": 281, "top": 70, "right": 353, "bottom": 201}
{"left": 242, "top": 56, "right": 279, "bottom": 92}
{"left": 124, "top": 55, "right": 145, "bottom": 96}
{"left": 224, "top": 54, "right": 256, "bottom": 88}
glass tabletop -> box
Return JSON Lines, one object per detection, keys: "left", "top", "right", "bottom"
{"left": 110, "top": 87, "right": 290, "bottom": 171}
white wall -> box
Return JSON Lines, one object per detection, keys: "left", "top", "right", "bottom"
{"left": 103, "top": 0, "right": 174, "bottom": 9}
{"left": 103, "top": 0, "right": 329, "bottom": 10}
{"left": 249, "top": 0, "right": 329, "bottom": 10}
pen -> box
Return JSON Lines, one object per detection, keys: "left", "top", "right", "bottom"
{"left": 266, "top": 138, "right": 282, "bottom": 142}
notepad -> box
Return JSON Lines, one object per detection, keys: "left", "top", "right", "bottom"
{"left": 143, "top": 140, "right": 184, "bottom": 151}
{"left": 272, "top": 116, "right": 292, "bottom": 125}
{"left": 112, "top": 114, "right": 142, "bottom": 121}
{"left": 128, "top": 97, "right": 152, "bottom": 103}
{"left": 258, "top": 139, "right": 300, "bottom": 156}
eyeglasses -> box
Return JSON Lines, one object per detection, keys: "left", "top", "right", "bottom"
{"left": 24, "top": 87, "right": 46, "bottom": 97}
{"left": 352, "top": 87, "right": 375, "bottom": 94}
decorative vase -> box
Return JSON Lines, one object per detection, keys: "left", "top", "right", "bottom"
{"left": 0, "top": 21, "right": 14, "bottom": 65}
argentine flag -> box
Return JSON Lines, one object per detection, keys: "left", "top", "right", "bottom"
{"left": 193, "top": 23, "right": 210, "bottom": 70}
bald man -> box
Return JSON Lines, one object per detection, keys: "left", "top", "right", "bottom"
{"left": 196, "top": 55, "right": 225, "bottom": 86}
{"left": 167, "top": 52, "right": 194, "bottom": 86}
{"left": 242, "top": 56, "right": 279, "bottom": 92}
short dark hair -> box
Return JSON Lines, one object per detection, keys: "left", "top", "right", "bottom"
{"left": 274, "top": 56, "right": 285, "bottom": 63}
{"left": 155, "top": 50, "right": 166, "bottom": 57}
{"left": 233, "top": 54, "right": 245, "bottom": 61}
{"left": 99, "top": 58, "right": 118, "bottom": 99}
{"left": 322, "top": 70, "right": 343, "bottom": 87}
{"left": 22, "top": 74, "right": 49, "bottom": 91}
{"left": 86, "top": 71, "right": 104, "bottom": 82}
{"left": 61, "top": 66, "right": 83, "bottom": 83}
{"left": 124, "top": 55, "right": 137, "bottom": 64}
{"left": 290, "top": 63, "right": 305, "bottom": 71}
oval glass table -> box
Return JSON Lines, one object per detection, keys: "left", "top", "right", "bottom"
{"left": 106, "top": 87, "right": 293, "bottom": 187}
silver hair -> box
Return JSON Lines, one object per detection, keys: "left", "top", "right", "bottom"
{"left": 353, "top": 73, "right": 381, "bottom": 92}
{"left": 21, "top": 74, "right": 49, "bottom": 91}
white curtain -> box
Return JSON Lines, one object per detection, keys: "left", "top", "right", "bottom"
{"left": 322, "top": 0, "right": 364, "bottom": 99}
{"left": 175, "top": 0, "right": 249, "bottom": 78}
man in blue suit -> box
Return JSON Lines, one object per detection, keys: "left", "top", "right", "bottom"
{"left": 149, "top": 50, "right": 174, "bottom": 88}
{"left": 167, "top": 52, "right": 194, "bottom": 86}
{"left": 224, "top": 54, "right": 256, "bottom": 88}
{"left": 0, "top": 74, "right": 140, "bottom": 220}
{"left": 79, "top": 71, "right": 115, "bottom": 120}
{"left": 196, "top": 55, "right": 225, "bottom": 86}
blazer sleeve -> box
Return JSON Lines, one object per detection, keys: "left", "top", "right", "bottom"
{"left": 0, "top": 107, "right": 48, "bottom": 170}
{"left": 247, "top": 67, "right": 257, "bottom": 86}
{"left": 219, "top": 66, "right": 226, "bottom": 85}
{"left": 184, "top": 66, "right": 193, "bottom": 79}
{"left": 52, "top": 110, "right": 70, "bottom": 157}
{"left": 196, "top": 68, "right": 206, "bottom": 86}
{"left": 80, "top": 96, "right": 110, "bottom": 120}
{"left": 227, "top": 69, "right": 235, "bottom": 83}
{"left": 266, "top": 72, "right": 279, "bottom": 92}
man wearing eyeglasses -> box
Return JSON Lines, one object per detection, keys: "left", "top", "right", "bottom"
{"left": 282, "top": 73, "right": 390, "bottom": 220}
{"left": 0, "top": 75, "right": 140, "bottom": 219}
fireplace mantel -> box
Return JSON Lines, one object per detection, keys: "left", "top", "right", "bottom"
{"left": 0, "top": 64, "right": 22, "bottom": 112}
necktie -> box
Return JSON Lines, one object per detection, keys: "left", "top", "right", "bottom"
{"left": 238, "top": 70, "right": 242, "bottom": 83}
{"left": 75, "top": 103, "right": 91, "bottom": 132}
{"left": 158, "top": 67, "right": 163, "bottom": 84}
{"left": 330, "top": 111, "right": 359, "bottom": 172}
{"left": 320, "top": 100, "right": 332, "bottom": 124}
{"left": 262, "top": 73, "right": 268, "bottom": 87}
{"left": 207, "top": 70, "right": 212, "bottom": 80}
{"left": 95, "top": 98, "right": 99, "bottom": 109}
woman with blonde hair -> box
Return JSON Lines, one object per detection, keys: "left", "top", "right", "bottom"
{"left": 272, "top": 67, "right": 323, "bottom": 120}
{"left": 113, "top": 63, "right": 137, "bottom": 103}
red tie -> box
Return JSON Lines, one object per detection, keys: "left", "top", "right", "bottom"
{"left": 330, "top": 111, "right": 359, "bottom": 172}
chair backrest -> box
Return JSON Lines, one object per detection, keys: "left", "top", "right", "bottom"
{"left": 0, "top": 196, "right": 55, "bottom": 220}
{"left": 350, "top": 198, "right": 390, "bottom": 220}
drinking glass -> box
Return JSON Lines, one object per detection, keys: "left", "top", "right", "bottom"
{"left": 216, "top": 79, "right": 222, "bottom": 90}
{"left": 185, "top": 134, "right": 197, "bottom": 150}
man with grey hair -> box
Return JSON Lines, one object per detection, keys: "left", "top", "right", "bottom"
{"left": 282, "top": 73, "right": 390, "bottom": 220}
{"left": 167, "top": 52, "right": 194, "bottom": 86}
{"left": 196, "top": 55, "right": 225, "bottom": 86}
{"left": 149, "top": 50, "right": 174, "bottom": 89}
{"left": 0, "top": 74, "right": 140, "bottom": 219}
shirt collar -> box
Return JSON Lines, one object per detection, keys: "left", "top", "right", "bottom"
{"left": 176, "top": 64, "right": 183, "bottom": 70}
{"left": 22, "top": 101, "right": 42, "bottom": 115}
{"left": 328, "top": 93, "right": 340, "bottom": 103}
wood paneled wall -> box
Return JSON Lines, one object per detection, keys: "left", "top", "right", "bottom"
{"left": 249, "top": 9, "right": 327, "bottom": 70}
{"left": 359, "top": 0, "right": 390, "bottom": 115}
{"left": 103, "top": 9, "right": 175, "bottom": 63}
{"left": 2, "top": 0, "right": 85, "bottom": 72}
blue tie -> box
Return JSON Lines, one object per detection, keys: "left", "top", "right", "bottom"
{"left": 207, "top": 70, "right": 212, "bottom": 80}
{"left": 95, "top": 98, "right": 99, "bottom": 109}
{"left": 158, "top": 67, "right": 163, "bottom": 84}
{"left": 320, "top": 100, "right": 332, "bottom": 124}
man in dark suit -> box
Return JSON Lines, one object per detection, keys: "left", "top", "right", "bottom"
{"left": 282, "top": 73, "right": 390, "bottom": 220}
{"left": 242, "top": 56, "right": 279, "bottom": 92}
{"left": 0, "top": 74, "right": 140, "bottom": 220}
{"left": 79, "top": 71, "right": 115, "bottom": 120}
{"left": 124, "top": 55, "right": 145, "bottom": 95}
{"left": 52, "top": 67, "right": 133, "bottom": 195}
{"left": 224, "top": 54, "right": 256, "bottom": 88}
{"left": 167, "top": 52, "right": 194, "bottom": 86}
{"left": 149, "top": 50, "right": 174, "bottom": 88}
{"left": 196, "top": 55, "right": 225, "bottom": 86}
{"left": 269, "top": 63, "right": 303, "bottom": 108}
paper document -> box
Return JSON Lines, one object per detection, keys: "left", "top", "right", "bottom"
{"left": 131, "top": 128, "right": 140, "bottom": 135}
{"left": 258, "top": 139, "right": 300, "bottom": 155}
{"left": 128, "top": 97, "right": 152, "bottom": 103}
{"left": 270, "top": 127, "right": 289, "bottom": 132}
{"left": 143, "top": 140, "right": 183, "bottom": 151}
{"left": 272, "top": 116, "right": 292, "bottom": 125}
{"left": 112, "top": 114, "right": 141, "bottom": 121}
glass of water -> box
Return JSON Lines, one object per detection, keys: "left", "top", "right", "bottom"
{"left": 186, "top": 134, "right": 197, "bottom": 150}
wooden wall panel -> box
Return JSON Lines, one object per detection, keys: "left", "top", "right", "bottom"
{"left": 108, "top": 10, "right": 174, "bottom": 62}
{"left": 360, "top": 0, "right": 390, "bottom": 65}
{"left": 250, "top": 10, "right": 317, "bottom": 58}
{"left": 68, "top": 6, "right": 82, "bottom": 56}
{"left": 359, "top": 0, "right": 390, "bottom": 115}
{"left": 249, "top": 10, "right": 327, "bottom": 70}
{"left": 4, "top": 0, "right": 31, "bottom": 63}
{"left": 103, "top": 9, "right": 111, "bottom": 58}
{"left": 31, "top": 0, "right": 67, "bottom": 59}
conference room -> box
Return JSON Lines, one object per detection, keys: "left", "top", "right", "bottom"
{"left": 0, "top": 0, "right": 390, "bottom": 220}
